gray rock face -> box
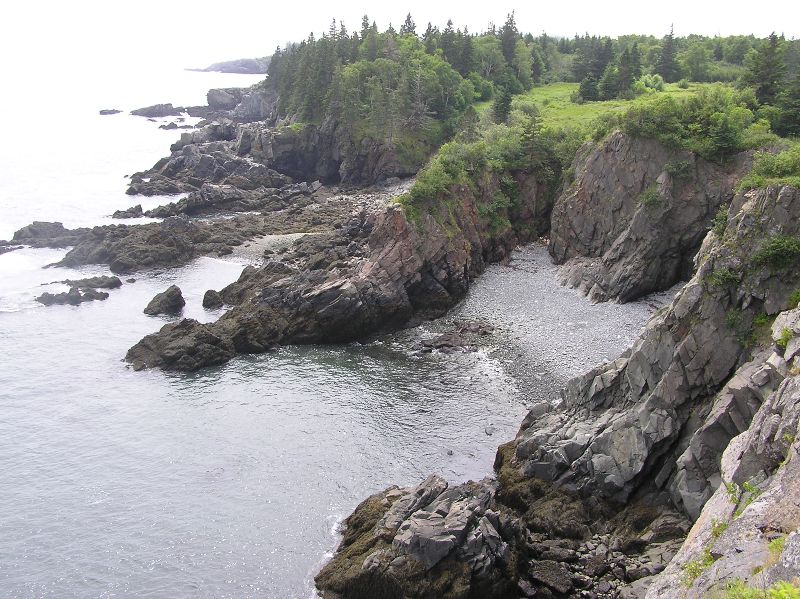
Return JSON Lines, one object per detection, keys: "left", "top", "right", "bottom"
{"left": 550, "top": 131, "right": 750, "bottom": 303}
{"left": 206, "top": 88, "right": 243, "bottom": 111}
{"left": 99, "top": 109, "right": 121, "bottom": 115}
{"left": 512, "top": 185, "right": 800, "bottom": 511}
{"left": 144, "top": 285, "right": 185, "bottom": 316}
{"left": 127, "top": 122, "right": 292, "bottom": 196}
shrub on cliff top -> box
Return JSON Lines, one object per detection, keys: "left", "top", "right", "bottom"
{"left": 738, "top": 144, "right": 800, "bottom": 191}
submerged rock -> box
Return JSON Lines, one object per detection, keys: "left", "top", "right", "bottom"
{"left": 144, "top": 285, "right": 185, "bottom": 316}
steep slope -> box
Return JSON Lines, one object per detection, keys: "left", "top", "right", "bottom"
{"left": 550, "top": 131, "right": 751, "bottom": 303}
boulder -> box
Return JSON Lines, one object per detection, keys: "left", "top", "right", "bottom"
{"left": 112, "top": 204, "right": 143, "bottom": 219}
{"left": 55, "top": 276, "right": 122, "bottom": 290}
{"left": 143, "top": 285, "right": 185, "bottom": 316}
{"left": 202, "top": 289, "right": 223, "bottom": 309}
{"left": 99, "top": 109, "right": 121, "bottom": 115}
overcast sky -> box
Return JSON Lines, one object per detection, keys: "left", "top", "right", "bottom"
{"left": 4, "top": 0, "right": 798, "bottom": 74}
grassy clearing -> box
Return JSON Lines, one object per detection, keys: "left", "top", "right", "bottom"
{"left": 512, "top": 82, "right": 715, "bottom": 129}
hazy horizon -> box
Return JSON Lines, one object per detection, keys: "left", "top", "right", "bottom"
{"left": 5, "top": 0, "right": 799, "bottom": 78}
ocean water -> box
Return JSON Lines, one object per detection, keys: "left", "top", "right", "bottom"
{"left": 0, "top": 67, "right": 660, "bottom": 598}
{"left": 0, "top": 67, "right": 533, "bottom": 598}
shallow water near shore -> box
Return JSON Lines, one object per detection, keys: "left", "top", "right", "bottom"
{"left": 0, "top": 69, "right": 676, "bottom": 598}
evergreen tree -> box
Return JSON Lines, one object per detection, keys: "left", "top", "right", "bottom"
{"left": 492, "top": 85, "right": 512, "bottom": 123}
{"left": 423, "top": 23, "right": 438, "bottom": 54}
{"left": 360, "top": 15, "right": 370, "bottom": 40}
{"left": 578, "top": 75, "right": 599, "bottom": 101}
{"left": 745, "top": 32, "right": 786, "bottom": 105}
{"left": 531, "top": 44, "right": 545, "bottom": 84}
{"left": 500, "top": 12, "right": 519, "bottom": 64}
{"left": 457, "top": 33, "right": 475, "bottom": 76}
{"left": 713, "top": 39, "right": 724, "bottom": 61}
{"left": 441, "top": 20, "right": 456, "bottom": 62}
{"left": 400, "top": 13, "right": 416, "bottom": 36}
{"left": 776, "top": 73, "right": 800, "bottom": 136}
{"left": 655, "top": 26, "right": 680, "bottom": 82}
{"left": 630, "top": 42, "right": 643, "bottom": 79}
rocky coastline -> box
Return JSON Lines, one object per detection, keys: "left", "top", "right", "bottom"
{"left": 5, "top": 73, "right": 798, "bottom": 598}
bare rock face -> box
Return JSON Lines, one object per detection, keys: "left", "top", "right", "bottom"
{"left": 130, "top": 103, "right": 184, "bottom": 118}
{"left": 549, "top": 131, "right": 751, "bottom": 303}
{"left": 646, "top": 319, "right": 800, "bottom": 598}
{"left": 143, "top": 285, "right": 185, "bottom": 316}
{"left": 513, "top": 185, "right": 800, "bottom": 512}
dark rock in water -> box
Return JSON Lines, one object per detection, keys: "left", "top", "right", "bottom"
{"left": 202, "top": 289, "right": 223, "bottom": 309}
{"left": 55, "top": 275, "right": 122, "bottom": 290}
{"left": 417, "top": 332, "right": 476, "bottom": 354}
{"left": 144, "top": 285, "right": 185, "bottom": 316}
{"left": 99, "top": 109, "right": 121, "bottom": 115}
{"left": 112, "top": 204, "right": 143, "bottom": 219}
{"left": 126, "top": 278, "right": 136, "bottom": 283}
{"left": 127, "top": 319, "right": 236, "bottom": 371}
{"left": 36, "top": 287, "right": 109, "bottom": 306}
{"left": 159, "top": 122, "right": 179, "bottom": 130}
{"left": 130, "top": 103, "right": 184, "bottom": 118}
{"left": 12, "top": 221, "right": 88, "bottom": 248}
{"left": 0, "top": 244, "right": 23, "bottom": 255}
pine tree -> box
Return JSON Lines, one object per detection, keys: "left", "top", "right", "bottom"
{"left": 630, "top": 43, "right": 643, "bottom": 79}
{"left": 776, "top": 73, "right": 800, "bottom": 136}
{"left": 578, "top": 75, "right": 599, "bottom": 101}
{"left": 745, "top": 32, "right": 786, "bottom": 105}
{"left": 531, "top": 45, "right": 545, "bottom": 84}
{"left": 400, "top": 13, "right": 416, "bottom": 36}
{"left": 500, "top": 11, "right": 518, "bottom": 64}
{"left": 360, "top": 15, "right": 370, "bottom": 41}
{"left": 423, "top": 23, "right": 438, "bottom": 54}
{"left": 441, "top": 20, "right": 456, "bottom": 62}
{"left": 492, "top": 85, "right": 512, "bottom": 123}
{"left": 655, "top": 26, "right": 680, "bottom": 83}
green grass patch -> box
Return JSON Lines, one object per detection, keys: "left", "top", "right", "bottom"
{"left": 711, "top": 518, "right": 730, "bottom": 539}
{"left": 682, "top": 548, "right": 717, "bottom": 586}
{"left": 713, "top": 205, "right": 730, "bottom": 237}
{"left": 639, "top": 183, "right": 664, "bottom": 207}
{"left": 709, "top": 267, "right": 740, "bottom": 288}
{"left": 777, "top": 327, "right": 794, "bottom": 350}
{"left": 722, "top": 580, "right": 800, "bottom": 599}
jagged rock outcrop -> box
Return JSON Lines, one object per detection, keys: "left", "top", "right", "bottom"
{"left": 125, "top": 170, "right": 550, "bottom": 371}
{"left": 514, "top": 185, "right": 800, "bottom": 512}
{"left": 144, "top": 285, "right": 185, "bottom": 316}
{"left": 9, "top": 221, "right": 89, "bottom": 248}
{"left": 127, "top": 125, "right": 292, "bottom": 196}
{"left": 550, "top": 131, "right": 751, "bottom": 303}
{"left": 25, "top": 216, "right": 270, "bottom": 274}
{"left": 54, "top": 276, "right": 122, "bottom": 290}
{"left": 646, "top": 311, "right": 800, "bottom": 598}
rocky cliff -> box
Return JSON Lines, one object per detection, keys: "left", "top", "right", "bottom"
{"left": 550, "top": 131, "right": 751, "bottom": 303}
{"left": 316, "top": 184, "right": 800, "bottom": 599}
{"left": 125, "top": 170, "right": 552, "bottom": 371}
